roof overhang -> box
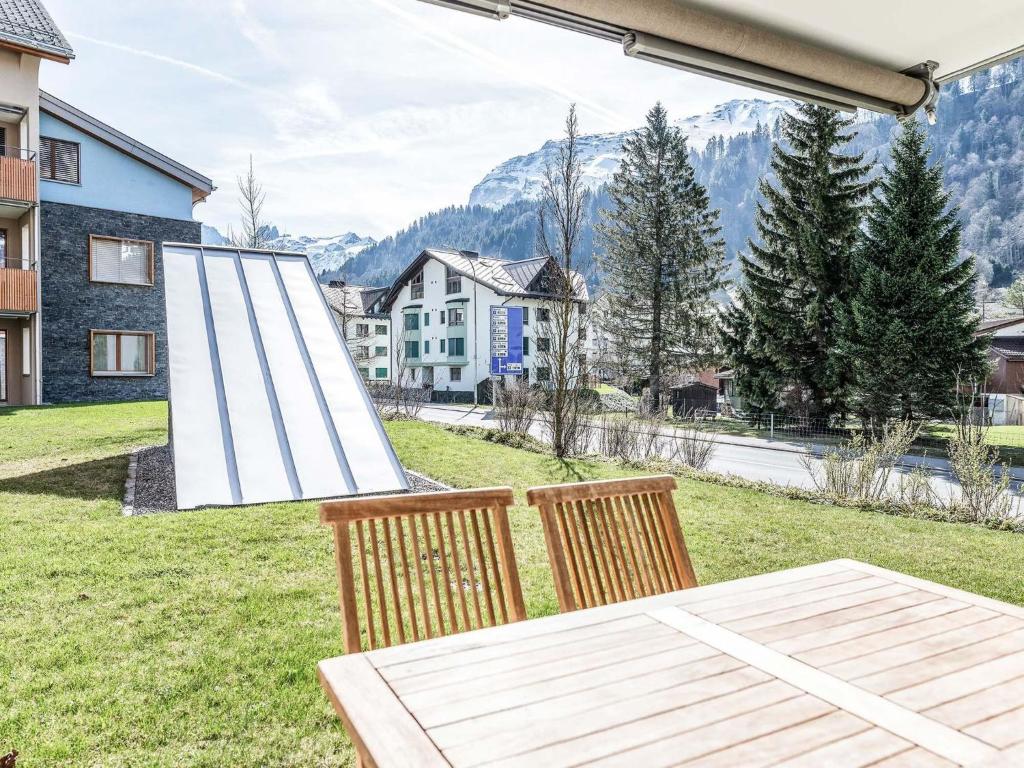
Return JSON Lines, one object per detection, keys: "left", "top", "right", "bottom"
{"left": 419, "top": 0, "right": 1024, "bottom": 121}
{"left": 39, "top": 91, "right": 215, "bottom": 203}
{"left": 0, "top": 37, "right": 70, "bottom": 63}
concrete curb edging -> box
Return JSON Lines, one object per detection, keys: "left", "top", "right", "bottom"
{"left": 122, "top": 447, "right": 141, "bottom": 516}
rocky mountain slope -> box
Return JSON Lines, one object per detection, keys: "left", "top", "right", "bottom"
{"left": 468, "top": 99, "right": 794, "bottom": 209}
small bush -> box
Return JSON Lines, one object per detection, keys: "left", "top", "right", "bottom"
{"left": 494, "top": 379, "right": 543, "bottom": 435}
{"left": 948, "top": 421, "right": 1016, "bottom": 524}
{"left": 802, "top": 420, "right": 920, "bottom": 502}
{"left": 668, "top": 426, "right": 718, "bottom": 471}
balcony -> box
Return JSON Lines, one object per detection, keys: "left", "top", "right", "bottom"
{"left": 0, "top": 147, "right": 37, "bottom": 209}
{"left": 0, "top": 260, "right": 37, "bottom": 313}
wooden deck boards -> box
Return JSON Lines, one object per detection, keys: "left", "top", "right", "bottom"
{"left": 318, "top": 559, "right": 1024, "bottom": 767}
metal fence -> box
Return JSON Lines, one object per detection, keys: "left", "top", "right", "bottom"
{"left": 668, "top": 402, "right": 1024, "bottom": 457}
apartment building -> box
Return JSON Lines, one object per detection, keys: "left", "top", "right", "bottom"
{"left": 380, "top": 248, "right": 590, "bottom": 403}
{"left": 322, "top": 280, "right": 391, "bottom": 382}
{"left": 0, "top": 0, "right": 212, "bottom": 405}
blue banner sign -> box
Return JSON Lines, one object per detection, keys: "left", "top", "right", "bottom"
{"left": 490, "top": 306, "right": 524, "bottom": 375}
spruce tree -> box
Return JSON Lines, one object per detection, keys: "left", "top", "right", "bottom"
{"left": 731, "top": 104, "right": 873, "bottom": 419}
{"left": 843, "top": 120, "right": 987, "bottom": 427}
{"left": 598, "top": 102, "right": 725, "bottom": 411}
{"left": 720, "top": 289, "right": 784, "bottom": 417}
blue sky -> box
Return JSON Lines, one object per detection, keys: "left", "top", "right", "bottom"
{"left": 40, "top": 0, "right": 759, "bottom": 239}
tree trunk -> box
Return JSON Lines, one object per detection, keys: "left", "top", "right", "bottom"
{"left": 649, "top": 261, "right": 663, "bottom": 415}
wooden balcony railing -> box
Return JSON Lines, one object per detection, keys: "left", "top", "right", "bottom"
{"left": 0, "top": 267, "right": 37, "bottom": 313}
{"left": 0, "top": 149, "right": 38, "bottom": 205}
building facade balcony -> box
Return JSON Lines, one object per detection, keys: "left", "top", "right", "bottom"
{"left": 0, "top": 259, "right": 38, "bottom": 313}
{"left": 0, "top": 148, "right": 37, "bottom": 210}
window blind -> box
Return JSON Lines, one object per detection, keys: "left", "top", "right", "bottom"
{"left": 39, "top": 137, "right": 80, "bottom": 184}
{"left": 91, "top": 237, "right": 152, "bottom": 285}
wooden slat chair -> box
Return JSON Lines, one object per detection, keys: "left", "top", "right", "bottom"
{"left": 319, "top": 487, "right": 527, "bottom": 654}
{"left": 527, "top": 475, "right": 697, "bottom": 612}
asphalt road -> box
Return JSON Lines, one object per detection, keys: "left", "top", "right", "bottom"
{"left": 417, "top": 404, "right": 1024, "bottom": 509}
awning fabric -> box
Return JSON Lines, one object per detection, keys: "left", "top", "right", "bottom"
{"left": 521, "top": 1, "right": 926, "bottom": 107}
{"left": 419, "top": 0, "right": 1024, "bottom": 119}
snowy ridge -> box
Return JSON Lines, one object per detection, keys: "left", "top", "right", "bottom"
{"left": 469, "top": 98, "right": 798, "bottom": 209}
{"left": 265, "top": 232, "right": 376, "bottom": 274}
{"left": 201, "top": 225, "right": 376, "bottom": 275}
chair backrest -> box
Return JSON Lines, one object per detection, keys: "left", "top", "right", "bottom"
{"left": 527, "top": 475, "right": 697, "bottom": 612}
{"left": 320, "top": 487, "right": 526, "bottom": 653}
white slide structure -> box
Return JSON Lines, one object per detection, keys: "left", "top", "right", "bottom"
{"left": 162, "top": 243, "right": 408, "bottom": 510}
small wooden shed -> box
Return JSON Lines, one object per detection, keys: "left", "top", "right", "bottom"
{"left": 669, "top": 382, "right": 718, "bottom": 418}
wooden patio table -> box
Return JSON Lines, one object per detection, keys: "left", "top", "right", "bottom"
{"left": 318, "top": 559, "right": 1024, "bottom": 767}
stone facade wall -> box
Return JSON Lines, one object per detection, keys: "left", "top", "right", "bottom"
{"left": 40, "top": 202, "right": 200, "bottom": 403}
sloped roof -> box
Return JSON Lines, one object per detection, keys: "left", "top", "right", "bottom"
{"left": 990, "top": 337, "right": 1024, "bottom": 361}
{"left": 382, "top": 248, "right": 588, "bottom": 310}
{"left": 163, "top": 243, "right": 407, "bottom": 509}
{"left": 976, "top": 316, "right": 1024, "bottom": 336}
{"left": 0, "top": 0, "right": 72, "bottom": 61}
{"left": 321, "top": 282, "right": 388, "bottom": 320}
{"left": 40, "top": 91, "right": 214, "bottom": 203}
{"left": 503, "top": 256, "right": 550, "bottom": 291}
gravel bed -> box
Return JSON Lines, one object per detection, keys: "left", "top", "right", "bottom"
{"left": 123, "top": 445, "right": 449, "bottom": 516}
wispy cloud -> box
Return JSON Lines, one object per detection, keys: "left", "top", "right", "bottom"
{"left": 66, "top": 32, "right": 268, "bottom": 95}
{"left": 363, "top": 0, "right": 629, "bottom": 126}
{"left": 229, "top": 0, "right": 286, "bottom": 64}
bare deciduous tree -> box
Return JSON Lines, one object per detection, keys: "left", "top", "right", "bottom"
{"left": 536, "top": 104, "right": 593, "bottom": 458}
{"left": 392, "top": 326, "right": 425, "bottom": 418}
{"left": 230, "top": 155, "right": 269, "bottom": 249}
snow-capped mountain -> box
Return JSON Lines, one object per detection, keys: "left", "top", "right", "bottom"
{"left": 265, "top": 232, "right": 377, "bottom": 274}
{"left": 469, "top": 98, "right": 797, "bottom": 209}
{"left": 201, "top": 225, "right": 375, "bottom": 275}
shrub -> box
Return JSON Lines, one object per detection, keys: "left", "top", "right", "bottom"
{"left": 801, "top": 420, "right": 920, "bottom": 502}
{"left": 668, "top": 426, "right": 718, "bottom": 471}
{"left": 494, "top": 379, "right": 543, "bottom": 434}
{"left": 948, "top": 419, "right": 1016, "bottom": 524}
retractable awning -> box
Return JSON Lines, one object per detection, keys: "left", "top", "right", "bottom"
{"left": 419, "top": 0, "right": 1024, "bottom": 120}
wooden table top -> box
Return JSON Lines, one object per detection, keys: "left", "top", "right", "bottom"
{"left": 318, "top": 559, "right": 1024, "bottom": 768}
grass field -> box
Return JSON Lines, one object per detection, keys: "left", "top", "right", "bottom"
{"left": 3, "top": 401, "right": 1024, "bottom": 767}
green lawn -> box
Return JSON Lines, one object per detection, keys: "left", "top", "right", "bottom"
{"left": 2, "top": 401, "right": 1024, "bottom": 767}
{"left": 922, "top": 422, "right": 1024, "bottom": 448}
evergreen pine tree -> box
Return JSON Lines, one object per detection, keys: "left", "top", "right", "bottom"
{"left": 729, "top": 104, "right": 873, "bottom": 419}
{"left": 720, "top": 289, "right": 784, "bottom": 417}
{"left": 843, "top": 120, "right": 987, "bottom": 427}
{"left": 598, "top": 102, "right": 725, "bottom": 411}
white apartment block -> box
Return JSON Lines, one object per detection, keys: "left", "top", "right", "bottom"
{"left": 380, "top": 248, "right": 590, "bottom": 403}
{"left": 321, "top": 281, "right": 391, "bottom": 382}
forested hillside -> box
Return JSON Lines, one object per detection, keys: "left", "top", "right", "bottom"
{"left": 329, "top": 59, "right": 1024, "bottom": 291}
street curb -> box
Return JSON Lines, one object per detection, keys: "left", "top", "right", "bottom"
{"left": 418, "top": 404, "right": 1024, "bottom": 484}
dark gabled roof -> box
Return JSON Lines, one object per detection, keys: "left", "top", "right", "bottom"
{"left": 503, "top": 256, "right": 549, "bottom": 291}
{"left": 321, "top": 282, "right": 388, "bottom": 320}
{"left": 39, "top": 91, "right": 214, "bottom": 203}
{"left": 990, "top": 337, "right": 1024, "bottom": 361}
{"left": 976, "top": 316, "right": 1024, "bottom": 336}
{"left": 360, "top": 286, "right": 389, "bottom": 314}
{"left": 0, "top": 0, "right": 73, "bottom": 61}
{"left": 380, "top": 248, "right": 588, "bottom": 311}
